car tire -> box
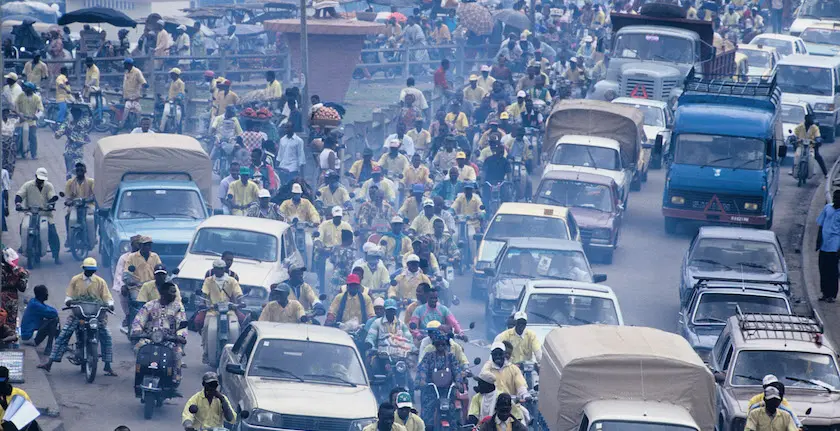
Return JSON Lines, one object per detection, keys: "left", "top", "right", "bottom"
{"left": 664, "top": 217, "right": 678, "bottom": 235}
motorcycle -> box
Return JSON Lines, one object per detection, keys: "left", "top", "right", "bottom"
{"left": 195, "top": 297, "right": 242, "bottom": 368}
{"left": 108, "top": 97, "right": 141, "bottom": 135}
{"left": 455, "top": 212, "right": 482, "bottom": 274}
{"left": 65, "top": 301, "right": 112, "bottom": 383}
{"left": 62, "top": 193, "right": 95, "bottom": 261}
{"left": 427, "top": 372, "right": 461, "bottom": 431}
{"left": 517, "top": 361, "right": 540, "bottom": 424}
{"left": 87, "top": 89, "right": 113, "bottom": 133}
{"left": 482, "top": 182, "right": 509, "bottom": 220}
{"left": 369, "top": 337, "right": 413, "bottom": 404}
{"left": 212, "top": 140, "right": 238, "bottom": 176}
{"left": 135, "top": 325, "right": 186, "bottom": 419}
{"left": 17, "top": 204, "right": 55, "bottom": 269}
{"left": 158, "top": 96, "right": 183, "bottom": 134}
{"left": 291, "top": 218, "right": 316, "bottom": 268}
{"left": 794, "top": 137, "right": 818, "bottom": 187}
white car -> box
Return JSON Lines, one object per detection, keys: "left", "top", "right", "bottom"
{"left": 513, "top": 280, "right": 624, "bottom": 343}
{"left": 736, "top": 44, "right": 780, "bottom": 79}
{"left": 611, "top": 97, "right": 673, "bottom": 170}
{"left": 800, "top": 22, "right": 840, "bottom": 56}
{"left": 544, "top": 135, "right": 632, "bottom": 205}
{"left": 749, "top": 34, "right": 808, "bottom": 58}
{"left": 789, "top": 0, "right": 840, "bottom": 36}
{"left": 777, "top": 54, "right": 840, "bottom": 142}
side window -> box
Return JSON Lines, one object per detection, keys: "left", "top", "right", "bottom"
{"left": 239, "top": 331, "right": 258, "bottom": 365}
{"left": 722, "top": 345, "right": 734, "bottom": 371}
{"left": 566, "top": 215, "right": 579, "bottom": 241}
{"left": 687, "top": 291, "right": 702, "bottom": 317}
{"left": 712, "top": 333, "right": 731, "bottom": 368}
{"left": 516, "top": 290, "right": 528, "bottom": 311}
{"left": 231, "top": 324, "right": 254, "bottom": 355}
{"left": 282, "top": 231, "right": 295, "bottom": 260}
{"left": 579, "top": 415, "right": 590, "bottom": 431}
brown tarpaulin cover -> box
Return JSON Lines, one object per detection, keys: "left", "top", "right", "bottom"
{"left": 93, "top": 134, "right": 213, "bottom": 209}
{"left": 544, "top": 100, "right": 644, "bottom": 169}
{"left": 539, "top": 325, "right": 716, "bottom": 431}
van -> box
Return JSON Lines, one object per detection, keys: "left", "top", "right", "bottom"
{"left": 789, "top": 0, "right": 840, "bottom": 36}
{"left": 776, "top": 54, "right": 840, "bottom": 142}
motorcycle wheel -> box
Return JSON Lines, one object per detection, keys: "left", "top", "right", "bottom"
{"left": 206, "top": 315, "right": 219, "bottom": 368}
{"left": 85, "top": 342, "right": 98, "bottom": 383}
{"left": 143, "top": 392, "right": 157, "bottom": 419}
{"left": 94, "top": 110, "right": 114, "bottom": 133}
{"left": 70, "top": 229, "right": 89, "bottom": 261}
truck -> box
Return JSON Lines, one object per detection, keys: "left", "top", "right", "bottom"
{"left": 661, "top": 71, "right": 787, "bottom": 234}
{"left": 94, "top": 134, "right": 214, "bottom": 274}
{"left": 590, "top": 5, "right": 736, "bottom": 103}
{"left": 536, "top": 325, "right": 715, "bottom": 431}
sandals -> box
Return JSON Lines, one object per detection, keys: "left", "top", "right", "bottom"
{"left": 104, "top": 369, "right": 118, "bottom": 377}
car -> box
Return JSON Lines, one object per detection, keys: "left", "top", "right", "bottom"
{"left": 544, "top": 135, "right": 634, "bottom": 204}
{"left": 220, "top": 322, "right": 378, "bottom": 431}
{"left": 777, "top": 54, "right": 840, "bottom": 142}
{"left": 513, "top": 280, "right": 624, "bottom": 343}
{"left": 534, "top": 171, "right": 625, "bottom": 264}
{"left": 471, "top": 203, "right": 581, "bottom": 298}
{"left": 175, "top": 215, "right": 300, "bottom": 320}
{"left": 800, "top": 22, "right": 840, "bottom": 56}
{"left": 611, "top": 97, "right": 673, "bottom": 170}
{"left": 711, "top": 313, "right": 840, "bottom": 431}
{"left": 680, "top": 227, "right": 789, "bottom": 306}
{"left": 481, "top": 238, "right": 606, "bottom": 339}
{"left": 677, "top": 278, "right": 792, "bottom": 362}
{"left": 749, "top": 34, "right": 808, "bottom": 58}
{"left": 781, "top": 102, "right": 814, "bottom": 165}
{"left": 735, "top": 44, "right": 780, "bottom": 80}
{"left": 790, "top": 0, "right": 840, "bottom": 36}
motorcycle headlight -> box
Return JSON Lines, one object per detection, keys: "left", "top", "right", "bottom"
{"left": 88, "top": 318, "right": 99, "bottom": 330}
{"left": 119, "top": 241, "right": 131, "bottom": 253}
{"left": 395, "top": 360, "right": 407, "bottom": 373}
{"left": 246, "top": 409, "right": 283, "bottom": 427}
{"left": 350, "top": 418, "right": 377, "bottom": 431}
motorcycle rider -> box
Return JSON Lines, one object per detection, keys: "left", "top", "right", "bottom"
{"left": 794, "top": 113, "right": 827, "bottom": 177}
{"left": 429, "top": 218, "right": 460, "bottom": 267}
{"left": 432, "top": 167, "right": 462, "bottom": 203}
{"left": 287, "top": 261, "right": 320, "bottom": 311}
{"left": 453, "top": 181, "right": 484, "bottom": 232}
{"left": 482, "top": 142, "right": 512, "bottom": 203}
{"left": 361, "top": 166, "right": 397, "bottom": 204}
{"left": 417, "top": 321, "right": 469, "bottom": 365}
{"left": 83, "top": 57, "right": 101, "bottom": 109}
{"left": 226, "top": 167, "right": 260, "bottom": 216}
{"left": 160, "top": 67, "right": 184, "bottom": 132}
{"left": 381, "top": 216, "right": 413, "bottom": 268}
{"left": 480, "top": 342, "right": 530, "bottom": 401}
{"left": 349, "top": 148, "right": 379, "bottom": 184}
{"left": 365, "top": 298, "right": 411, "bottom": 353}
{"left": 393, "top": 392, "right": 425, "bottom": 431}
{"left": 199, "top": 259, "right": 244, "bottom": 364}
{"left": 403, "top": 153, "right": 431, "bottom": 191}
{"left": 316, "top": 206, "right": 352, "bottom": 287}
{"left": 15, "top": 167, "right": 60, "bottom": 264}
{"left": 363, "top": 403, "right": 406, "bottom": 431}
{"left": 379, "top": 138, "right": 411, "bottom": 178}
{"left": 414, "top": 327, "right": 466, "bottom": 427}
{"left": 245, "top": 188, "right": 284, "bottom": 220}
{"left": 203, "top": 251, "right": 239, "bottom": 281}
{"left": 62, "top": 162, "right": 95, "bottom": 248}
{"left": 455, "top": 151, "right": 477, "bottom": 182}
{"left": 136, "top": 263, "right": 182, "bottom": 304}
{"left": 747, "top": 375, "right": 803, "bottom": 429}
{"left": 182, "top": 372, "right": 236, "bottom": 431}
{"left": 479, "top": 393, "right": 528, "bottom": 431}
{"left": 114, "top": 235, "right": 142, "bottom": 331}
{"left": 389, "top": 254, "right": 431, "bottom": 303}
{"left": 357, "top": 186, "right": 397, "bottom": 231}
{"left": 468, "top": 371, "right": 527, "bottom": 426}
{"left": 403, "top": 284, "right": 426, "bottom": 326}
{"left": 258, "top": 283, "right": 307, "bottom": 323}
{"left": 494, "top": 311, "right": 542, "bottom": 364}
{"left": 326, "top": 274, "right": 375, "bottom": 326}
{"left": 318, "top": 171, "right": 350, "bottom": 209}
{"left": 329, "top": 230, "right": 358, "bottom": 294}
{"left": 131, "top": 281, "right": 187, "bottom": 388}
{"left": 409, "top": 283, "right": 462, "bottom": 337}
{"left": 433, "top": 196, "right": 457, "bottom": 235}
{"left": 409, "top": 199, "right": 440, "bottom": 236}
{"left": 121, "top": 58, "right": 147, "bottom": 131}
{"left": 37, "top": 258, "right": 116, "bottom": 376}
{"left": 353, "top": 243, "right": 391, "bottom": 294}
{"left": 280, "top": 183, "right": 321, "bottom": 224}
{"left": 399, "top": 184, "right": 425, "bottom": 223}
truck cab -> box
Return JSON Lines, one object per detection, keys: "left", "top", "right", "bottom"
{"left": 662, "top": 72, "right": 786, "bottom": 234}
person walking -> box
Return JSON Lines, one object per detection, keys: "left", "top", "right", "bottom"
{"left": 816, "top": 190, "right": 840, "bottom": 302}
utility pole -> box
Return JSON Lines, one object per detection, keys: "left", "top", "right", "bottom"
{"left": 529, "top": 0, "right": 536, "bottom": 33}
{"left": 299, "top": 0, "right": 310, "bottom": 130}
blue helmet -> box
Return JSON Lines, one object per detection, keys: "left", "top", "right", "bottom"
{"left": 123, "top": 57, "right": 134, "bottom": 65}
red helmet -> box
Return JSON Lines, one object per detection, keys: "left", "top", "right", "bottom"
{"left": 203, "top": 70, "right": 215, "bottom": 78}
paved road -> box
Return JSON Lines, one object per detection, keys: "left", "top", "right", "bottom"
{"left": 6, "top": 129, "right": 833, "bottom": 431}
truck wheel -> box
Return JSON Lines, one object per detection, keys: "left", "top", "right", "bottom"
{"left": 664, "top": 217, "right": 678, "bottom": 235}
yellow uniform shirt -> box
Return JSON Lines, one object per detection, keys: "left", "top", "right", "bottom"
{"left": 266, "top": 80, "right": 283, "bottom": 99}
{"left": 394, "top": 412, "right": 425, "bottom": 431}
{"left": 210, "top": 115, "right": 243, "bottom": 136}
{"left": 55, "top": 74, "right": 70, "bottom": 102}
{"left": 794, "top": 124, "right": 821, "bottom": 145}
{"left": 457, "top": 165, "right": 477, "bottom": 182}
{"left": 66, "top": 273, "right": 113, "bottom": 304}
{"left": 125, "top": 251, "right": 162, "bottom": 284}
{"left": 123, "top": 67, "right": 147, "bottom": 100}
{"left": 168, "top": 78, "right": 185, "bottom": 101}
{"left": 401, "top": 252, "right": 438, "bottom": 274}
{"left": 745, "top": 406, "right": 798, "bottom": 431}
{"left": 16, "top": 180, "right": 56, "bottom": 221}
{"left": 213, "top": 91, "right": 240, "bottom": 117}
{"left": 463, "top": 86, "right": 488, "bottom": 105}
{"left": 468, "top": 392, "right": 524, "bottom": 422}
{"left": 399, "top": 199, "right": 421, "bottom": 222}
{"left": 136, "top": 280, "right": 182, "bottom": 304}
{"left": 356, "top": 261, "right": 391, "bottom": 293}
{"left": 361, "top": 179, "right": 397, "bottom": 202}
{"left": 494, "top": 328, "right": 541, "bottom": 364}
{"left": 318, "top": 185, "right": 350, "bottom": 208}
{"left": 328, "top": 292, "right": 376, "bottom": 324}
{"left": 279, "top": 198, "right": 321, "bottom": 224}
{"left": 228, "top": 180, "right": 261, "bottom": 216}
{"left": 480, "top": 362, "right": 527, "bottom": 396}
{"left": 201, "top": 276, "right": 243, "bottom": 305}
{"left": 15, "top": 93, "right": 43, "bottom": 125}
{"left": 24, "top": 61, "right": 48, "bottom": 86}
{"left": 410, "top": 214, "right": 441, "bottom": 236}
{"left": 378, "top": 153, "right": 410, "bottom": 175}
{"left": 381, "top": 235, "right": 413, "bottom": 262}
{"left": 181, "top": 391, "right": 236, "bottom": 429}
{"left": 505, "top": 102, "right": 525, "bottom": 120}
{"left": 258, "top": 300, "right": 305, "bottom": 323}
{"left": 85, "top": 64, "right": 100, "bottom": 89}
{"left": 406, "top": 129, "right": 431, "bottom": 154}
{"left": 403, "top": 165, "right": 431, "bottom": 188}
{"left": 452, "top": 193, "right": 484, "bottom": 228}
{"left": 388, "top": 272, "right": 432, "bottom": 300}
{"left": 290, "top": 283, "right": 319, "bottom": 310}
{"left": 0, "top": 388, "right": 30, "bottom": 419}
{"left": 445, "top": 112, "right": 469, "bottom": 135}
{"left": 477, "top": 75, "right": 496, "bottom": 93}
{"left": 318, "top": 220, "right": 354, "bottom": 247}
{"left": 64, "top": 177, "right": 95, "bottom": 208}
{"left": 349, "top": 160, "right": 380, "bottom": 180}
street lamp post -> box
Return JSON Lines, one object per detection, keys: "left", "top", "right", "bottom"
{"left": 299, "top": 0, "right": 310, "bottom": 129}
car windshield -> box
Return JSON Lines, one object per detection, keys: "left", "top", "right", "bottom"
{"left": 739, "top": 49, "right": 772, "bottom": 68}
{"left": 781, "top": 104, "right": 806, "bottom": 124}
{"left": 525, "top": 293, "right": 619, "bottom": 326}
{"left": 249, "top": 339, "right": 367, "bottom": 386}
{"left": 776, "top": 64, "right": 833, "bottom": 96}
{"left": 590, "top": 422, "right": 696, "bottom": 431}
{"left": 499, "top": 247, "right": 591, "bottom": 281}
{"left": 731, "top": 350, "right": 840, "bottom": 389}
{"left": 689, "top": 238, "right": 784, "bottom": 274}
{"left": 799, "top": 0, "right": 840, "bottom": 20}
{"left": 693, "top": 293, "right": 789, "bottom": 325}
{"left": 613, "top": 33, "right": 695, "bottom": 63}
{"left": 674, "top": 134, "right": 766, "bottom": 170}
{"left": 191, "top": 228, "right": 279, "bottom": 262}
{"left": 615, "top": 103, "right": 665, "bottom": 127}
{"left": 801, "top": 28, "right": 840, "bottom": 46}
{"left": 485, "top": 214, "right": 570, "bottom": 240}
{"left": 535, "top": 180, "right": 614, "bottom": 213}
{"left": 117, "top": 189, "right": 205, "bottom": 220}
{"left": 551, "top": 144, "right": 620, "bottom": 171}
{"left": 751, "top": 37, "right": 793, "bottom": 56}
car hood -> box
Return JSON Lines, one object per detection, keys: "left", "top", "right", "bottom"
{"left": 115, "top": 218, "right": 202, "bottom": 243}
{"left": 685, "top": 325, "right": 723, "bottom": 351}
{"left": 686, "top": 267, "right": 788, "bottom": 284}
{"left": 568, "top": 206, "right": 614, "bottom": 229}
{"left": 642, "top": 125, "right": 666, "bottom": 142}
{"left": 790, "top": 18, "right": 822, "bottom": 35}
{"left": 621, "top": 61, "right": 684, "bottom": 80}
{"left": 492, "top": 277, "right": 531, "bottom": 301}
{"left": 530, "top": 324, "right": 560, "bottom": 344}
{"left": 727, "top": 386, "right": 840, "bottom": 419}
{"left": 782, "top": 92, "right": 836, "bottom": 106}
{"left": 248, "top": 378, "right": 377, "bottom": 419}
{"left": 544, "top": 165, "right": 626, "bottom": 186}
{"left": 178, "top": 255, "right": 282, "bottom": 288}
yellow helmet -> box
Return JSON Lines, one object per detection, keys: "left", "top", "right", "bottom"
{"left": 426, "top": 320, "right": 442, "bottom": 329}
{"left": 81, "top": 257, "right": 97, "bottom": 269}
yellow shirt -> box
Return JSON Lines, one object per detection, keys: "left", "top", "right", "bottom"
{"left": 14, "top": 93, "right": 43, "bottom": 125}
{"left": 201, "top": 275, "right": 243, "bottom": 305}
{"left": 66, "top": 273, "right": 113, "bottom": 304}
{"left": 468, "top": 392, "right": 525, "bottom": 421}
{"left": 381, "top": 235, "right": 413, "bottom": 262}
{"left": 228, "top": 180, "right": 261, "bottom": 216}
{"left": 409, "top": 214, "right": 441, "bottom": 236}
{"left": 55, "top": 74, "right": 70, "bottom": 102}
{"left": 318, "top": 220, "right": 354, "bottom": 247}
{"left": 452, "top": 193, "right": 484, "bottom": 228}
{"left": 494, "top": 328, "right": 541, "bottom": 364}
{"left": 457, "top": 165, "right": 477, "bottom": 182}
{"left": 290, "top": 282, "right": 319, "bottom": 310}
{"left": 477, "top": 75, "right": 496, "bottom": 93}
{"left": 505, "top": 102, "right": 525, "bottom": 120}
{"left": 394, "top": 412, "right": 425, "bottom": 431}
{"left": 213, "top": 91, "right": 240, "bottom": 117}
{"left": 136, "top": 280, "right": 182, "bottom": 304}
{"left": 480, "top": 362, "right": 527, "bottom": 396}
{"left": 123, "top": 67, "right": 147, "bottom": 100}
{"left": 388, "top": 272, "right": 432, "bottom": 300}
{"left": 258, "top": 300, "right": 305, "bottom": 323}
{"left": 378, "top": 153, "right": 410, "bottom": 175}
{"left": 64, "top": 177, "right": 95, "bottom": 208}
{"left": 445, "top": 112, "right": 469, "bottom": 135}
{"left": 363, "top": 423, "right": 407, "bottom": 431}
{"left": 125, "top": 251, "right": 162, "bottom": 284}
{"left": 24, "top": 61, "right": 48, "bottom": 86}
{"left": 361, "top": 178, "right": 397, "bottom": 202}
{"left": 794, "top": 123, "right": 821, "bottom": 145}
{"left": 16, "top": 179, "right": 56, "bottom": 221}
{"left": 349, "top": 160, "right": 379, "bottom": 180}
{"left": 266, "top": 80, "right": 283, "bottom": 99}
{"left": 356, "top": 261, "right": 391, "bottom": 293}
{"left": 406, "top": 129, "right": 431, "bottom": 153}
{"left": 403, "top": 165, "right": 431, "bottom": 188}
{"left": 328, "top": 292, "right": 376, "bottom": 324}
{"left": 463, "top": 86, "right": 488, "bottom": 105}
{"left": 318, "top": 185, "right": 350, "bottom": 208}
{"left": 279, "top": 198, "right": 321, "bottom": 223}
{"left": 0, "top": 388, "right": 30, "bottom": 419}
{"left": 399, "top": 199, "right": 422, "bottom": 222}
{"left": 181, "top": 391, "right": 236, "bottom": 429}
{"left": 168, "top": 78, "right": 185, "bottom": 101}
{"left": 745, "top": 406, "right": 798, "bottom": 431}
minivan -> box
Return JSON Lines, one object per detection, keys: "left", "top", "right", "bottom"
{"left": 776, "top": 54, "right": 840, "bottom": 142}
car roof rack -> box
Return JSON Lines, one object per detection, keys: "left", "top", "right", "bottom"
{"left": 693, "top": 276, "right": 789, "bottom": 291}
{"left": 735, "top": 309, "right": 824, "bottom": 343}
{"left": 680, "top": 67, "right": 781, "bottom": 111}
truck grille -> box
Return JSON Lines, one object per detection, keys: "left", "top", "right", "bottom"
{"left": 579, "top": 228, "right": 593, "bottom": 244}
{"left": 662, "top": 78, "right": 680, "bottom": 97}
{"left": 667, "top": 189, "right": 763, "bottom": 214}
{"left": 623, "top": 76, "right": 657, "bottom": 98}
{"left": 279, "top": 415, "right": 353, "bottom": 431}
{"left": 153, "top": 243, "right": 188, "bottom": 258}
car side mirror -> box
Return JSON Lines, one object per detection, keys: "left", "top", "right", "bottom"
{"left": 474, "top": 357, "right": 482, "bottom": 365}
{"left": 97, "top": 208, "right": 109, "bottom": 218}
{"left": 472, "top": 233, "right": 483, "bottom": 241}
{"left": 593, "top": 274, "right": 607, "bottom": 283}
{"left": 713, "top": 371, "right": 726, "bottom": 384}
{"left": 213, "top": 208, "right": 224, "bottom": 215}
{"left": 777, "top": 144, "right": 787, "bottom": 159}
{"left": 240, "top": 410, "right": 250, "bottom": 419}
{"left": 172, "top": 268, "right": 180, "bottom": 275}
{"left": 225, "top": 362, "right": 245, "bottom": 375}
{"left": 483, "top": 268, "right": 496, "bottom": 277}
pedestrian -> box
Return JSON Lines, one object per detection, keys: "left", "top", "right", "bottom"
{"left": 277, "top": 122, "right": 306, "bottom": 185}
{"left": 816, "top": 190, "right": 840, "bottom": 302}
{"left": 54, "top": 66, "right": 71, "bottom": 124}
{"left": 745, "top": 386, "right": 797, "bottom": 431}
{"left": 1, "top": 109, "right": 18, "bottom": 176}
{"left": 770, "top": 0, "right": 784, "bottom": 33}
{"left": 55, "top": 107, "right": 91, "bottom": 180}
{"left": 19, "top": 284, "right": 58, "bottom": 355}
{"left": 14, "top": 82, "right": 43, "bottom": 159}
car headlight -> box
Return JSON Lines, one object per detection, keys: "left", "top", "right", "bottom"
{"left": 592, "top": 229, "right": 611, "bottom": 240}
{"left": 744, "top": 202, "right": 759, "bottom": 211}
{"left": 119, "top": 241, "right": 131, "bottom": 253}
{"left": 815, "top": 103, "right": 836, "bottom": 112}
{"left": 671, "top": 196, "right": 685, "bottom": 205}
{"left": 350, "top": 418, "right": 377, "bottom": 431}
{"left": 246, "top": 409, "right": 283, "bottom": 427}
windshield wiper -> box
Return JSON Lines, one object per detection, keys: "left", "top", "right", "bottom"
{"left": 700, "top": 157, "right": 735, "bottom": 169}
{"left": 576, "top": 203, "right": 610, "bottom": 213}
{"left": 568, "top": 314, "right": 593, "bottom": 325}
{"left": 731, "top": 157, "right": 761, "bottom": 171}
{"left": 584, "top": 147, "right": 600, "bottom": 169}
{"left": 536, "top": 194, "right": 568, "bottom": 207}
{"left": 735, "top": 374, "right": 763, "bottom": 383}
{"left": 121, "top": 209, "right": 156, "bottom": 219}
{"left": 304, "top": 373, "right": 357, "bottom": 387}
{"left": 528, "top": 311, "right": 564, "bottom": 327}
{"left": 194, "top": 250, "right": 222, "bottom": 257}
{"left": 157, "top": 212, "right": 201, "bottom": 220}
{"left": 786, "top": 375, "right": 836, "bottom": 393}
{"left": 694, "top": 317, "right": 727, "bottom": 323}
{"left": 256, "top": 366, "right": 304, "bottom": 382}
{"left": 691, "top": 258, "right": 733, "bottom": 270}
{"left": 736, "top": 262, "right": 775, "bottom": 273}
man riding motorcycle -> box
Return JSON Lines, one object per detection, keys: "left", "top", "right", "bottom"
{"left": 318, "top": 171, "right": 351, "bottom": 209}
{"left": 429, "top": 218, "right": 460, "bottom": 268}
{"left": 409, "top": 283, "right": 462, "bottom": 338}
{"left": 326, "top": 274, "right": 376, "bottom": 326}
{"left": 361, "top": 167, "right": 397, "bottom": 204}
{"left": 480, "top": 342, "right": 530, "bottom": 401}
{"left": 198, "top": 259, "right": 244, "bottom": 364}
{"left": 365, "top": 298, "right": 411, "bottom": 355}
{"left": 136, "top": 263, "right": 182, "bottom": 304}
{"left": 794, "top": 112, "right": 827, "bottom": 177}
{"left": 398, "top": 184, "right": 425, "bottom": 223}
{"left": 225, "top": 167, "right": 260, "bottom": 216}
{"left": 389, "top": 254, "right": 432, "bottom": 303}
{"left": 432, "top": 167, "right": 462, "bottom": 202}
{"left": 356, "top": 187, "right": 396, "bottom": 233}
{"left": 409, "top": 199, "right": 441, "bottom": 236}
{"left": 353, "top": 244, "right": 391, "bottom": 294}
{"left": 494, "top": 311, "right": 542, "bottom": 364}
{"left": 349, "top": 148, "right": 379, "bottom": 184}
{"left": 182, "top": 372, "right": 236, "bottom": 431}
{"left": 287, "top": 261, "right": 320, "bottom": 311}
{"left": 280, "top": 183, "right": 321, "bottom": 224}
{"left": 258, "top": 283, "right": 307, "bottom": 323}
{"left": 245, "top": 188, "right": 284, "bottom": 220}
{"left": 381, "top": 216, "right": 413, "bottom": 269}
{"left": 131, "top": 281, "right": 188, "bottom": 387}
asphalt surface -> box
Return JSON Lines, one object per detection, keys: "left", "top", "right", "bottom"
{"left": 6, "top": 129, "right": 835, "bottom": 431}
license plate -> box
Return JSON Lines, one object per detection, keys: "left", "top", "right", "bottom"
{"left": 731, "top": 216, "right": 750, "bottom": 222}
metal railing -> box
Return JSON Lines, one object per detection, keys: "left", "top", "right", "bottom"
{"left": 355, "top": 41, "right": 497, "bottom": 81}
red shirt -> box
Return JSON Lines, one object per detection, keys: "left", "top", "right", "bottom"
{"left": 434, "top": 66, "right": 449, "bottom": 90}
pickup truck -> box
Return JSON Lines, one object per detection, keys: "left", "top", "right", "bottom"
{"left": 94, "top": 134, "right": 214, "bottom": 274}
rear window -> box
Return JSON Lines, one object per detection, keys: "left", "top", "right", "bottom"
{"left": 485, "top": 214, "right": 569, "bottom": 241}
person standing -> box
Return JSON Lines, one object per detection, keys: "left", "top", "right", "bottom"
{"left": 2, "top": 73, "right": 22, "bottom": 110}
{"left": 182, "top": 372, "right": 236, "bottom": 431}
{"left": 816, "top": 190, "right": 840, "bottom": 302}
{"left": 54, "top": 67, "right": 72, "bottom": 124}
{"left": 770, "top": 0, "right": 784, "bottom": 34}
{"left": 277, "top": 122, "right": 306, "bottom": 185}
{"left": 15, "top": 82, "right": 43, "bottom": 159}
{"left": 22, "top": 54, "right": 48, "bottom": 90}
{"left": 122, "top": 58, "right": 147, "bottom": 129}
{"left": 1, "top": 109, "right": 18, "bottom": 176}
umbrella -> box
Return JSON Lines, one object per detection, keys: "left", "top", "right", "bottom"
{"left": 493, "top": 9, "right": 530, "bottom": 30}
{"left": 212, "top": 24, "right": 264, "bottom": 38}
{"left": 457, "top": 2, "right": 493, "bottom": 36}
{"left": 57, "top": 7, "right": 136, "bottom": 27}
{"left": 388, "top": 12, "right": 408, "bottom": 23}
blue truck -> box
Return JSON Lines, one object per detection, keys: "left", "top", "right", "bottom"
{"left": 662, "top": 71, "right": 787, "bottom": 233}
{"left": 93, "top": 135, "right": 214, "bottom": 273}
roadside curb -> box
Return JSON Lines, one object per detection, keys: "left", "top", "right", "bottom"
{"left": 17, "top": 345, "right": 64, "bottom": 431}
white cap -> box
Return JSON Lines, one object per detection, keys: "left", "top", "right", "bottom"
{"left": 764, "top": 386, "right": 781, "bottom": 400}
{"left": 391, "top": 215, "right": 404, "bottom": 224}
{"left": 331, "top": 206, "right": 343, "bottom": 217}
{"left": 363, "top": 242, "right": 378, "bottom": 254}
{"left": 762, "top": 375, "right": 779, "bottom": 386}
{"left": 388, "top": 139, "right": 401, "bottom": 148}
{"left": 373, "top": 297, "right": 386, "bottom": 307}
{"left": 570, "top": 57, "right": 578, "bottom": 63}
{"left": 4, "top": 72, "right": 17, "bottom": 80}
{"left": 406, "top": 254, "right": 420, "bottom": 263}
{"left": 517, "top": 90, "right": 527, "bottom": 98}
{"left": 422, "top": 198, "right": 434, "bottom": 207}
{"left": 477, "top": 370, "right": 497, "bottom": 384}
{"left": 584, "top": 35, "right": 594, "bottom": 43}
{"left": 490, "top": 341, "right": 506, "bottom": 352}
{"left": 513, "top": 311, "right": 528, "bottom": 321}
{"left": 258, "top": 189, "right": 271, "bottom": 198}
{"left": 178, "top": 24, "right": 187, "bottom": 31}
{"left": 212, "top": 259, "right": 227, "bottom": 268}
{"left": 291, "top": 183, "right": 303, "bottom": 194}
{"left": 35, "top": 167, "right": 48, "bottom": 180}
{"left": 480, "top": 65, "right": 491, "bottom": 72}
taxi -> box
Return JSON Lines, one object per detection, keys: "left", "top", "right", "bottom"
{"left": 471, "top": 202, "right": 581, "bottom": 299}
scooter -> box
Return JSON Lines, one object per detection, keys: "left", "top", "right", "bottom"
{"left": 17, "top": 205, "right": 55, "bottom": 269}
{"left": 88, "top": 90, "right": 113, "bottom": 133}
{"left": 196, "top": 297, "right": 242, "bottom": 368}
{"left": 135, "top": 325, "right": 186, "bottom": 419}
{"left": 109, "top": 98, "right": 140, "bottom": 135}
{"left": 65, "top": 301, "right": 112, "bottom": 384}
{"left": 428, "top": 375, "right": 461, "bottom": 431}
{"left": 159, "top": 97, "right": 183, "bottom": 134}
{"left": 62, "top": 193, "right": 95, "bottom": 261}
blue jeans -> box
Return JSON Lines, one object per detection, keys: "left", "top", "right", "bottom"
{"left": 771, "top": 8, "right": 783, "bottom": 34}
{"left": 16, "top": 124, "right": 38, "bottom": 158}
{"left": 50, "top": 314, "right": 114, "bottom": 364}
{"left": 57, "top": 101, "right": 67, "bottom": 124}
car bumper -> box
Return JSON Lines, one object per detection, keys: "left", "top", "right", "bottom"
{"left": 585, "top": 238, "right": 615, "bottom": 250}
{"left": 662, "top": 208, "right": 766, "bottom": 226}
